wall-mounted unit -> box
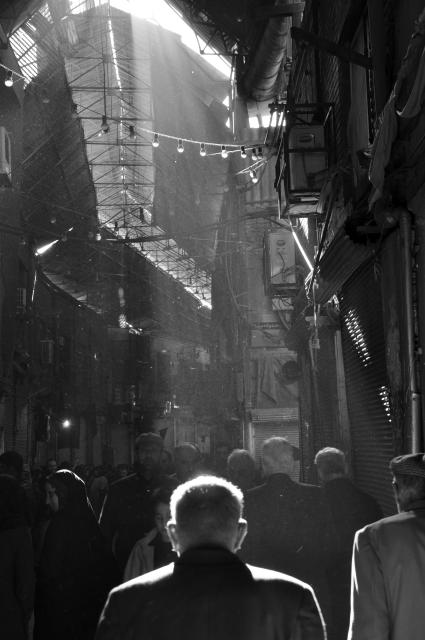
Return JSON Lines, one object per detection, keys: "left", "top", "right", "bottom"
{"left": 16, "top": 287, "right": 26, "bottom": 313}
{"left": 40, "top": 339, "right": 54, "bottom": 365}
{"left": 264, "top": 229, "right": 297, "bottom": 297}
{"left": 0, "top": 126, "right": 12, "bottom": 187}
{"left": 284, "top": 103, "right": 334, "bottom": 202}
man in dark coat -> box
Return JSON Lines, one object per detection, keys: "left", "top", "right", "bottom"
{"left": 99, "top": 432, "right": 176, "bottom": 573}
{"left": 241, "top": 437, "right": 334, "bottom": 630}
{"left": 314, "top": 447, "right": 383, "bottom": 640}
{"left": 348, "top": 452, "right": 425, "bottom": 640}
{"left": 96, "top": 475, "right": 326, "bottom": 640}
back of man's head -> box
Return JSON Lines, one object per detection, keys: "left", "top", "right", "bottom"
{"left": 262, "top": 437, "right": 294, "bottom": 476}
{"left": 227, "top": 449, "right": 256, "bottom": 490}
{"left": 390, "top": 453, "right": 425, "bottom": 511}
{"left": 168, "top": 475, "right": 245, "bottom": 554}
{"left": 314, "top": 447, "right": 347, "bottom": 483}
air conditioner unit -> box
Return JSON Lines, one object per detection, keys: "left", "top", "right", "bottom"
{"left": 264, "top": 229, "right": 297, "bottom": 296}
{"left": 0, "top": 126, "right": 12, "bottom": 187}
{"left": 288, "top": 124, "right": 328, "bottom": 193}
{"left": 40, "top": 339, "right": 54, "bottom": 365}
{"left": 16, "top": 287, "right": 26, "bottom": 312}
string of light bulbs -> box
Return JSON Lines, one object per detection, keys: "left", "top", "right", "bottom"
{"left": 97, "top": 118, "right": 266, "bottom": 159}
{"left": 0, "top": 62, "right": 30, "bottom": 86}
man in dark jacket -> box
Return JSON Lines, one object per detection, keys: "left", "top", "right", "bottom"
{"left": 314, "top": 447, "right": 383, "bottom": 640}
{"left": 241, "top": 437, "right": 334, "bottom": 628}
{"left": 348, "top": 452, "right": 425, "bottom": 640}
{"left": 96, "top": 475, "right": 325, "bottom": 640}
{"left": 99, "top": 432, "right": 176, "bottom": 573}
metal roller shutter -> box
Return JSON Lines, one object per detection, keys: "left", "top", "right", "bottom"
{"left": 340, "top": 260, "right": 396, "bottom": 514}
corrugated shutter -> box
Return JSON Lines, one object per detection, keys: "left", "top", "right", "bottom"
{"left": 340, "top": 260, "right": 396, "bottom": 514}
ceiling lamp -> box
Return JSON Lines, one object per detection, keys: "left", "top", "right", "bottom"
{"left": 251, "top": 147, "right": 258, "bottom": 161}
{"left": 221, "top": 145, "right": 228, "bottom": 159}
{"left": 177, "top": 139, "right": 184, "bottom": 153}
{"left": 101, "top": 115, "right": 110, "bottom": 134}
{"left": 152, "top": 133, "right": 159, "bottom": 147}
{"left": 257, "top": 147, "right": 263, "bottom": 159}
{"left": 4, "top": 70, "right": 13, "bottom": 87}
{"left": 200, "top": 143, "right": 206, "bottom": 157}
{"left": 249, "top": 168, "right": 258, "bottom": 184}
{"left": 240, "top": 145, "right": 247, "bottom": 158}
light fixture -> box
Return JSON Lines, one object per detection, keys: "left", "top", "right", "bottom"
{"left": 177, "top": 139, "right": 184, "bottom": 153}
{"left": 101, "top": 115, "right": 109, "bottom": 133}
{"left": 152, "top": 133, "right": 159, "bottom": 147}
{"left": 129, "top": 125, "right": 135, "bottom": 139}
{"left": 62, "top": 419, "right": 71, "bottom": 429}
{"left": 249, "top": 168, "right": 258, "bottom": 184}
{"left": 200, "top": 143, "right": 206, "bottom": 157}
{"left": 240, "top": 145, "right": 247, "bottom": 158}
{"left": 257, "top": 147, "right": 263, "bottom": 159}
{"left": 251, "top": 147, "right": 258, "bottom": 161}
{"left": 95, "top": 231, "right": 102, "bottom": 241}
{"left": 221, "top": 145, "right": 228, "bottom": 158}
{"left": 50, "top": 215, "right": 56, "bottom": 224}
{"left": 4, "top": 70, "right": 13, "bottom": 87}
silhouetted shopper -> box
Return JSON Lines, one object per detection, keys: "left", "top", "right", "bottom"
{"left": 314, "top": 447, "right": 383, "bottom": 640}
{"left": 0, "top": 474, "right": 35, "bottom": 640}
{"left": 348, "top": 453, "right": 425, "bottom": 640}
{"left": 227, "top": 448, "right": 258, "bottom": 493}
{"left": 34, "top": 470, "right": 118, "bottom": 640}
{"left": 124, "top": 488, "right": 176, "bottom": 580}
{"left": 96, "top": 475, "right": 325, "bottom": 640}
{"left": 99, "top": 432, "right": 176, "bottom": 573}
{"left": 241, "top": 437, "right": 334, "bottom": 632}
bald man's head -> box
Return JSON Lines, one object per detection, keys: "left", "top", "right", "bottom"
{"left": 262, "top": 437, "right": 295, "bottom": 477}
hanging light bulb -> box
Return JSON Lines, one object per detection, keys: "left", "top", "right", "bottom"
{"left": 221, "top": 145, "right": 228, "bottom": 159}
{"left": 251, "top": 147, "right": 258, "bottom": 161}
{"left": 101, "top": 115, "right": 109, "bottom": 134}
{"left": 50, "top": 215, "right": 56, "bottom": 224}
{"left": 4, "top": 70, "right": 13, "bottom": 87}
{"left": 240, "top": 145, "right": 247, "bottom": 158}
{"left": 177, "top": 139, "right": 184, "bottom": 153}
{"left": 249, "top": 168, "right": 259, "bottom": 184}
{"left": 200, "top": 143, "right": 206, "bottom": 157}
{"left": 257, "top": 147, "right": 263, "bottom": 159}
{"left": 95, "top": 231, "right": 102, "bottom": 241}
{"left": 152, "top": 133, "right": 159, "bottom": 147}
{"left": 129, "top": 125, "right": 135, "bottom": 139}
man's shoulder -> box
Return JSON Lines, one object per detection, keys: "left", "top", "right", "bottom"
{"left": 356, "top": 511, "right": 411, "bottom": 543}
{"left": 109, "top": 473, "right": 139, "bottom": 491}
{"left": 112, "top": 562, "right": 175, "bottom": 596}
{"left": 246, "top": 563, "right": 314, "bottom": 593}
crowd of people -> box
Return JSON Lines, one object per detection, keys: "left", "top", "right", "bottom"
{"left": 1, "top": 435, "right": 424, "bottom": 640}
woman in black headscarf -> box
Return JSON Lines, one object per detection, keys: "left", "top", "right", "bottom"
{"left": 0, "top": 474, "right": 35, "bottom": 640}
{"left": 34, "top": 469, "right": 119, "bottom": 640}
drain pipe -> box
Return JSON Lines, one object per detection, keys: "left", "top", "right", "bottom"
{"left": 399, "top": 208, "right": 421, "bottom": 452}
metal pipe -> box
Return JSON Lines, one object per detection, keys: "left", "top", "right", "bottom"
{"left": 400, "top": 208, "right": 421, "bottom": 452}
